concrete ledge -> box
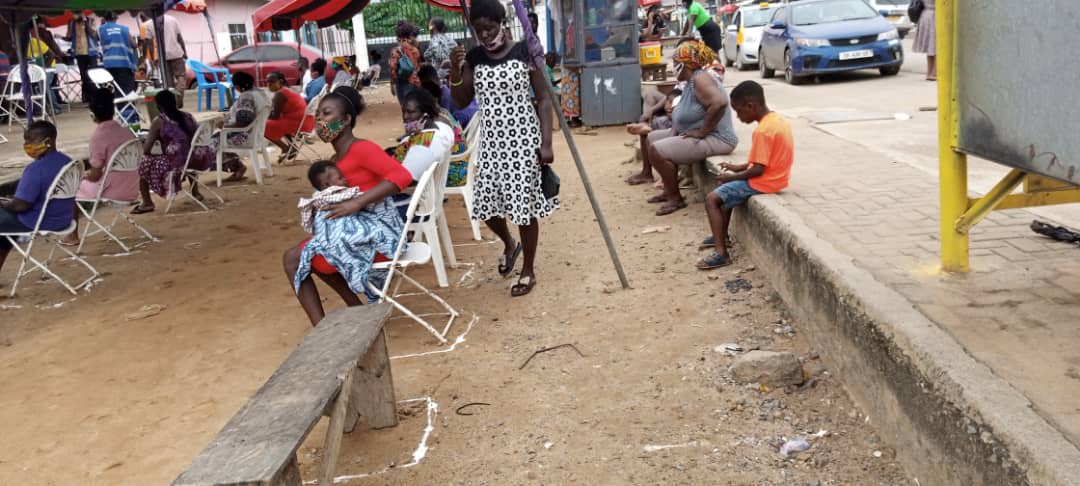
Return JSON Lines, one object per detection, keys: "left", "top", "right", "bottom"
{"left": 732, "top": 194, "right": 1080, "bottom": 485}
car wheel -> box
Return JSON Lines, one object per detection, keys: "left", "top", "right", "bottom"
{"left": 784, "top": 50, "right": 804, "bottom": 85}
{"left": 759, "top": 49, "right": 775, "bottom": 78}
{"left": 735, "top": 48, "right": 746, "bottom": 71}
{"left": 880, "top": 65, "right": 901, "bottom": 76}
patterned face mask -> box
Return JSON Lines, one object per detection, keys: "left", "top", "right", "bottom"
{"left": 316, "top": 120, "right": 346, "bottom": 143}
{"left": 403, "top": 115, "right": 427, "bottom": 135}
{"left": 23, "top": 142, "right": 50, "bottom": 159}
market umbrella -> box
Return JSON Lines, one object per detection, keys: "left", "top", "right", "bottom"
{"left": 424, "top": 0, "right": 470, "bottom": 13}
{"left": 173, "top": 0, "right": 207, "bottom": 14}
{"left": 720, "top": 3, "right": 739, "bottom": 14}
{"left": 639, "top": 0, "right": 663, "bottom": 7}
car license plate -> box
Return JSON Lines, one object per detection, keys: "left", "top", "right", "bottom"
{"left": 887, "top": 15, "right": 902, "bottom": 21}
{"left": 839, "top": 49, "right": 874, "bottom": 61}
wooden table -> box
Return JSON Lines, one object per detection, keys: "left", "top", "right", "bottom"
{"left": 0, "top": 111, "right": 225, "bottom": 189}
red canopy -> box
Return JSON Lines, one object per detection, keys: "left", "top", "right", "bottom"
{"left": 42, "top": 10, "right": 93, "bottom": 28}
{"left": 253, "top": 0, "right": 372, "bottom": 32}
{"left": 639, "top": 0, "right": 662, "bottom": 7}
{"left": 173, "top": 0, "right": 207, "bottom": 14}
{"left": 423, "top": 0, "right": 470, "bottom": 13}
{"left": 720, "top": 4, "right": 739, "bottom": 14}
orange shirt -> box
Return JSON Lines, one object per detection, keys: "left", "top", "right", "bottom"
{"left": 747, "top": 112, "right": 794, "bottom": 194}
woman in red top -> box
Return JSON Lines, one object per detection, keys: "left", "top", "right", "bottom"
{"left": 283, "top": 86, "right": 413, "bottom": 326}
{"left": 265, "top": 71, "right": 314, "bottom": 161}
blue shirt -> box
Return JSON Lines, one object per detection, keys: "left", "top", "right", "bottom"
{"left": 99, "top": 22, "right": 136, "bottom": 70}
{"left": 440, "top": 84, "right": 478, "bottom": 129}
{"left": 14, "top": 151, "right": 75, "bottom": 231}
{"left": 305, "top": 76, "right": 326, "bottom": 103}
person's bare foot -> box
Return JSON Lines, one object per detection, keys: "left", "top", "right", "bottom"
{"left": 60, "top": 234, "right": 79, "bottom": 247}
{"left": 625, "top": 123, "right": 652, "bottom": 136}
{"left": 626, "top": 173, "right": 655, "bottom": 185}
{"left": 224, "top": 165, "right": 247, "bottom": 183}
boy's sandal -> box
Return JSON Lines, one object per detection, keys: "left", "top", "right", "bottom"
{"left": 655, "top": 201, "right": 687, "bottom": 216}
{"left": 699, "top": 236, "right": 715, "bottom": 249}
{"left": 511, "top": 275, "right": 536, "bottom": 297}
{"left": 498, "top": 243, "right": 522, "bottom": 277}
{"left": 696, "top": 252, "right": 733, "bottom": 270}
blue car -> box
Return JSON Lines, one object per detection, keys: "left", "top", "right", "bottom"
{"left": 758, "top": 0, "right": 903, "bottom": 85}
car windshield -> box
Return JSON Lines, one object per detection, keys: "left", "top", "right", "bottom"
{"left": 793, "top": 0, "right": 878, "bottom": 25}
{"left": 743, "top": 7, "right": 777, "bottom": 27}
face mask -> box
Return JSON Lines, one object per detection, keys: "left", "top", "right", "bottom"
{"left": 316, "top": 120, "right": 347, "bottom": 143}
{"left": 403, "top": 115, "right": 427, "bottom": 135}
{"left": 674, "top": 63, "right": 685, "bottom": 79}
{"left": 24, "top": 142, "right": 50, "bottom": 159}
{"left": 485, "top": 29, "right": 507, "bottom": 52}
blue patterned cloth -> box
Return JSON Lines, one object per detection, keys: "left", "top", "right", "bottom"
{"left": 294, "top": 196, "right": 405, "bottom": 302}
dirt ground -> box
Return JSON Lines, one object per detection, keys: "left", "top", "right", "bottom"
{"left": 0, "top": 89, "right": 912, "bottom": 485}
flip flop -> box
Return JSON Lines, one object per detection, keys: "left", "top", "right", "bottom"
{"left": 655, "top": 201, "right": 687, "bottom": 216}
{"left": 696, "top": 252, "right": 733, "bottom": 270}
{"left": 626, "top": 174, "right": 654, "bottom": 186}
{"left": 646, "top": 194, "right": 670, "bottom": 204}
{"left": 131, "top": 206, "right": 155, "bottom": 215}
{"left": 498, "top": 243, "right": 522, "bottom": 277}
{"left": 699, "top": 236, "right": 715, "bottom": 249}
{"left": 511, "top": 275, "right": 536, "bottom": 297}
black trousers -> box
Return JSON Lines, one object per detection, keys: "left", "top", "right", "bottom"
{"left": 75, "top": 55, "right": 95, "bottom": 102}
{"left": 106, "top": 67, "right": 136, "bottom": 96}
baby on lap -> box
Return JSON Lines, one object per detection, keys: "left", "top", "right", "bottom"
{"left": 299, "top": 161, "right": 363, "bottom": 234}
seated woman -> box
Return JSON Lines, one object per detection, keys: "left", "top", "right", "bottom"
{"left": 63, "top": 88, "right": 139, "bottom": 245}
{"left": 217, "top": 71, "right": 270, "bottom": 182}
{"left": 282, "top": 86, "right": 414, "bottom": 326}
{"left": 645, "top": 41, "right": 739, "bottom": 216}
{"left": 418, "top": 64, "right": 477, "bottom": 130}
{"left": 391, "top": 89, "right": 455, "bottom": 182}
{"left": 133, "top": 90, "right": 214, "bottom": 213}
{"left": 264, "top": 71, "right": 314, "bottom": 162}
{"left": 418, "top": 65, "right": 470, "bottom": 188}
{"left": 328, "top": 57, "right": 354, "bottom": 91}
{"left": 640, "top": 4, "right": 667, "bottom": 42}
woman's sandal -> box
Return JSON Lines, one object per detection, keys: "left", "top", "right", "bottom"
{"left": 511, "top": 275, "right": 536, "bottom": 297}
{"left": 131, "top": 205, "right": 155, "bottom": 215}
{"left": 696, "top": 252, "right": 733, "bottom": 270}
{"left": 655, "top": 201, "right": 687, "bottom": 216}
{"left": 498, "top": 243, "right": 522, "bottom": 277}
{"left": 646, "top": 194, "right": 669, "bottom": 204}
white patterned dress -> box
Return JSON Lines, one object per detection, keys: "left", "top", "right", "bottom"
{"left": 466, "top": 43, "right": 559, "bottom": 226}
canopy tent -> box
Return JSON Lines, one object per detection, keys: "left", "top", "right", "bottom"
{"left": 422, "top": 0, "right": 470, "bottom": 14}
{"left": 252, "top": 0, "right": 372, "bottom": 33}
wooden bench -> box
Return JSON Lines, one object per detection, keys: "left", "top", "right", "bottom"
{"left": 173, "top": 304, "right": 398, "bottom": 486}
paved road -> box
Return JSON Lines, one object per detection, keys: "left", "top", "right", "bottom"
{"left": 722, "top": 38, "right": 1080, "bottom": 226}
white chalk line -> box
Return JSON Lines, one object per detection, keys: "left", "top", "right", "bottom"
{"left": 301, "top": 397, "right": 439, "bottom": 485}
{"left": 390, "top": 313, "right": 479, "bottom": 360}
{"left": 643, "top": 440, "right": 699, "bottom": 452}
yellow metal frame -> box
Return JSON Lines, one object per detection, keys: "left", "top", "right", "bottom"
{"left": 937, "top": 0, "right": 1080, "bottom": 272}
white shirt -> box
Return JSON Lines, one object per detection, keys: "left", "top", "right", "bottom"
{"left": 142, "top": 15, "right": 184, "bottom": 61}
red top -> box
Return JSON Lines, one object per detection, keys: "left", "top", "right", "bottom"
{"left": 338, "top": 139, "right": 413, "bottom": 191}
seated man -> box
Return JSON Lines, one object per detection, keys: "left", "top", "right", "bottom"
{"left": 626, "top": 88, "right": 680, "bottom": 185}
{"left": 304, "top": 58, "right": 328, "bottom": 103}
{"left": 0, "top": 121, "right": 75, "bottom": 278}
{"left": 697, "top": 81, "right": 793, "bottom": 270}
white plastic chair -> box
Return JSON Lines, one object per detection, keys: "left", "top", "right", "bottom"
{"left": 87, "top": 68, "right": 142, "bottom": 127}
{"left": 445, "top": 113, "right": 484, "bottom": 241}
{"left": 165, "top": 123, "right": 224, "bottom": 214}
{"left": 1, "top": 161, "right": 99, "bottom": 296}
{"left": 76, "top": 138, "right": 158, "bottom": 253}
{"left": 1, "top": 65, "right": 53, "bottom": 130}
{"left": 280, "top": 91, "right": 324, "bottom": 164}
{"left": 407, "top": 148, "right": 457, "bottom": 288}
{"left": 367, "top": 163, "right": 459, "bottom": 344}
{"left": 217, "top": 104, "right": 273, "bottom": 186}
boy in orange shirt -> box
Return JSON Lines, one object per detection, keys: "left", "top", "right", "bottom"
{"left": 697, "top": 80, "right": 793, "bottom": 269}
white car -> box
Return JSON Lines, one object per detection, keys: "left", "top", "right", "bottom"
{"left": 723, "top": 3, "right": 779, "bottom": 70}
{"left": 864, "top": 0, "right": 915, "bottom": 38}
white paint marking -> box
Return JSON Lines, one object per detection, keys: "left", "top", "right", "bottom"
{"left": 643, "top": 441, "right": 699, "bottom": 452}
{"left": 390, "top": 313, "right": 479, "bottom": 360}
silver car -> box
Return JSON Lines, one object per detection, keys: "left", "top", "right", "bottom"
{"left": 865, "top": 0, "right": 915, "bottom": 38}
{"left": 723, "top": 3, "right": 780, "bottom": 70}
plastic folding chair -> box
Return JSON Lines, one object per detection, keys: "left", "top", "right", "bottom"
{"left": 445, "top": 113, "right": 484, "bottom": 241}
{"left": 165, "top": 123, "right": 223, "bottom": 214}
{"left": 1, "top": 161, "right": 99, "bottom": 296}
{"left": 87, "top": 68, "right": 142, "bottom": 126}
{"left": 367, "top": 163, "right": 460, "bottom": 344}
{"left": 406, "top": 148, "right": 457, "bottom": 288}
{"left": 280, "top": 91, "right": 325, "bottom": 164}
{"left": 187, "top": 59, "right": 234, "bottom": 112}
{"left": 217, "top": 104, "right": 273, "bottom": 186}
{"left": 0, "top": 65, "right": 53, "bottom": 130}
{"left": 76, "top": 139, "right": 158, "bottom": 253}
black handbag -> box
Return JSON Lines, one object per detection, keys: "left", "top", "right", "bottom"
{"left": 541, "top": 165, "right": 560, "bottom": 199}
{"left": 908, "top": 0, "right": 924, "bottom": 24}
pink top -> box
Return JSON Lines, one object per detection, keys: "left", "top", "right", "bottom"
{"left": 77, "top": 120, "right": 140, "bottom": 202}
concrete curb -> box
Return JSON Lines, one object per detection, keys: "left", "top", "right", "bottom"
{"left": 732, "top": 195, "right": 1080, "bottom": 486}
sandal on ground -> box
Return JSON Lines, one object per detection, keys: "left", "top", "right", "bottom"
{"left": 498, "top": 243, "right": 522, "bottom": 277}
{"left": 696, "top": 252, "right": 733, "bottom": 270}
{"left": 223, "top": 173, "right": 248, "bottom": 183}
{"left": 699, "top": 236, "right": 715, "bottom": 249}
{"left": 58, "top": 238, "right": 79, "bottom": 247}
{"left": 511, "top": 275, "right": 536, "bottom": 297}
{"left": 626, "top": 174, "right": 655, "bottom": 186}
{"left": 131, "top": 205, "right": 155, "bottom": 215}
{"left": 655, "top": 201, "right": 687, "bottom": 216}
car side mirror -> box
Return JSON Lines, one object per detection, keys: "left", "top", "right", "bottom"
{"left": 769, "top": 21, "right": 786, "bottom": 29}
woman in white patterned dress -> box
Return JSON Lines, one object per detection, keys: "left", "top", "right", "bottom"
{"left": 450, "top": 0, "right": 557, "bottom": 297}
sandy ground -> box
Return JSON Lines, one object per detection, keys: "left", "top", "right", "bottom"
{"left": 0, "top": 88, "right": 911, "bottom": 485}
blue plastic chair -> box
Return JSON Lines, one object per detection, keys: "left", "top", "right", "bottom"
{"left": 186, "top": 59, "right": 234, "bottom": 112}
